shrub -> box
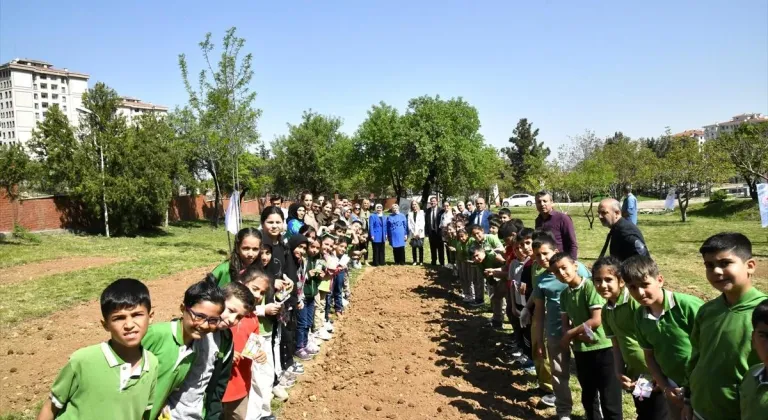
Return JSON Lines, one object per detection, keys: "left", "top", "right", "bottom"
{"left": 12, "top": 223, "right": 41, "bottom": 244}
{"left": 709, "top": 189, "right": 729, "bottom": 203}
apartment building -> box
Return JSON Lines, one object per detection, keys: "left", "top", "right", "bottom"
{"left": 117, "top": 96, "right": 168, "bottom": 125}
{"left": 703, "top": 113, "right": 768, "bottom": 140}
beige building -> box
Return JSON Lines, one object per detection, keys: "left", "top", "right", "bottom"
{"left": 117, "top": 96, "right": 168, "bottom": 125}
{"left": 672, "top": 129, "right": 705, "bottom": 144}
{"left": 703, "top": 113, "right": 768, "bottom": 140}
{"left": 0, "top": 58, "right": 89, "bottom": 146}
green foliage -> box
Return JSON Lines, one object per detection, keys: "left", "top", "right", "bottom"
{"left": 718, "top": 121, "right": 768, "bottom": 201}
{"left": 0, "top": 143, "right": 33, "bottom": 200}
{"left": 566, "top": 151, "right": 616, "bottom": 229}
{"left": 501, "top": 118, "right": 551, "bottom": 191}
{"left": 12, "top": 223, "right": 41, "bottom": 243}
{"left": 28, "top": 105, "right": 83, "bottom": 194}
{"left": 709, "top": 189, "right": 729, "bottom": 203}
{"left": 601, "top": 137, "right": 658, "bottom": 196}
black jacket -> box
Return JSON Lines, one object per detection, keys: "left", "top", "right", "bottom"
{"left": 203, "top": 329, "right": 234, "bottom": 420}
{"left": 425, "top": 207, "right": 443, "bottom": 236}
{"left": 605, "top": 217, "right": 649, "bottom": 261}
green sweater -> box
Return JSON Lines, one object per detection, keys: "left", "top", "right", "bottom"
{"left": 688, "top": 287, "right": 767, "bottom": 420}
{"left": 303, "top": 256, "right": 323, "bottom": 298}
{"left": 211, "top": 262, "right": 232, "bottom": 288}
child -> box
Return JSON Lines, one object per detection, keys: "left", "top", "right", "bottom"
{"left": 449, "top": 227, "right": 471, "bottom": 302}
{"left": 467, "top": 223, "right": 504, "bottom": 307}
{"left": 488, "top": 217, "right": 501, "bottom": 238}
{"left": 142, "top": 278, "right": 226, "bottom": 420}
{"left": 740, "top": 298, "right": 768, "bottom": 419}
{"left": 213, "top": 228, "right": 262, "bottom": 287}
{"left": 165, "top": 279, "right": 256, "bottom": 420}
{"left": 592, "top": 256, "right": 668, "bottom": 420}
{"left": 287, "top": 235, "right": 316, "bottom": 361}
{"left": 443, "top": 223, "right": 458, "bottom": 273}
{"left": 349, "top": 220, "right": 364, "bottom": 269}
{"left": 487, "top": 221, "right": 520, "bottom": 329}
{"left": 314, "top": 234, "right": 336, "bottom": 339}
{"left": 241, "top": 266, "right": 282, "bottom": 420}
{"left": 685, "top": 233, "right": 765, "bottom": 420}
{"left": 552, "top": 252, "right": 621, "bottom": 420}
{"left": 37, "top": 279, "right": 157, "bottom": 420}
{"left": 509, "top": 228, "right": 536, "bottom": 373}
{"left": 385, "top": 203, "right": 408, "bottom": 265}
{"left": 498, "top": 207, "right": 511, "bottom": 223}
{"left": 329, "top": 236, "right": 350, "bottom": 317}
{"left": 622, "top": 255, "right": 703, "bottom": 420}
{"left": 298, "top": 224, "right": 317, "bottom": 241}
{"left": 357, "top": 228, "right": 370, "bottom": 266}
{"left": 222, "top": 272, "right": 270, "bottom": 420}
{"left": 369, "top": 204, "right": 386, "bottom": 266}
{"left": 303, "top": 236, "right": 328, "bottom": 345}
{"left": 259, "top": 243, "right": 272, "bottom": 271}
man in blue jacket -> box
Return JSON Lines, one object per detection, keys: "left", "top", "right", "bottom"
{"left": 621, "top": 186, "right": 638, "bottom": 225}
{"left": 386, "top": 204, "right": 409, "bottom": 265}
{"left": 368, "top": 203, "right": 386, "bottom": 266}
{"left": 469, "top": 198, "right": 492, "bottom": 233}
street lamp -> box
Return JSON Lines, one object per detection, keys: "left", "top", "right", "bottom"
{"left": 76, "top": 107, "right": 109, "bottom": 238}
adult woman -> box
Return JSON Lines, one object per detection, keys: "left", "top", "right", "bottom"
{"left": 300, "top": 191, "right": 318, "bottom": 230}
{"left": 368, "top": 204, "right": 386, "bottom": 266}
{"left": 285, "top": 203, "right": 306, "bottom": 238}
{"left": 316, "top": 202, "right": 333, "bottom": 233}
{"left": 408, "top": 200, "right": 426, "bottom": 265}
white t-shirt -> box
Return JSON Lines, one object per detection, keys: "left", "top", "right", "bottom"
{"left": 508, "top": 258, "right": 528, "bottom": 306}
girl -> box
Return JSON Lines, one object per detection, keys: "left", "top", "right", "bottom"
{"left": 142, "top": 278, "right": 226, "bottom": 420}
{"left": 213, "top": 228, "right": 262, "bottom": 287}
{"left": 314, "top": 234, "right": 337, "bottom": 338}
{"left": 166, "top": 278, "right": 257, "bottom": 420}
{"left": 289, "top": 235, "right": 318, "bottom": 360}
{"left": 239, "top": 267, "right": 281, "bottom": 420}
{"left": 285, "top": 203, "right": 306, "bottom": 238}
{"left": 299, "top": 191, "right": 318, "bottom": 230}
{"left": 369, "top": 204, "right": 386, "bottom": 266}
{"left": 298, "top": 224, "right": 317, "bottom": 240}
{"left": 261, "top": 206, "right": 288, "bottom": 282}
{"left": 408, "top": 200, "right": 426, "bottom": 266}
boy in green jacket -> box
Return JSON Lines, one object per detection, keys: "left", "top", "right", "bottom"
{"left": 684, "top": 233, "right": 765, "bottom": 420}
{"left": 740, "top": 298, "right": 768, "bottom": 419}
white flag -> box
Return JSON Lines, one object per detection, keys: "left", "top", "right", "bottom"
{"left": 225, "top": 191, "right": 241, "bottom": 235}
{"left": 664, "top": 192, "right": 676, "bottom": 211}
{"left": 758, "top": 184, "right": 768, "bottom": 228}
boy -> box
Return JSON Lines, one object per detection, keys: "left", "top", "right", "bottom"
{"left": 467, "top": 223, "right": 505, "bottom": 307}
{"left": 449, "top": 227, "right": 472, "bottom": 302}
{"left": 487, "top": 221, "right": 521, "bottom": 329}
{"left": 622, "top": 255, "right": 703, "bottom": 420}
{"left": 553, "top": 252, "right": 621, "bottom": 420}
{"left": 505, "top": 228, "right": 536, "bottom": 373}
{"left": 38, "top": 279, "right": 157, "bottom": 420}
{"left": 592, "top": 256, "right": 668, "bottom": 419}
{"left": 685, "top": 233, "right": 765, "bottom": 420}
{"left": 498, "top": 207, "right": 512, "bottom": 224}
{"left": 740, "top": 298, "right": 768, "bottom": 419}
{"left": 488, "top": 215, "right": 502, "bottom": 238}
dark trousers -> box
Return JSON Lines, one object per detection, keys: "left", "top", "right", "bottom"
{"left": 296, "top": 296, "right": 315, "bottom": 349}
{"left": 278, "top": 313, "right": 296, "bottom": 372}
{"left": 444, "top": 242, "right": 455, "bottom": 264}
{"left": 428, "top": 232, "right": 444, "bottom": 265}
{"left": 411, "top": 245, "right": 423, "bottom": 263}
{"left": 634, "top": 390, "right": 669, "bottom": 420}
{"left": 393, "top": 247, "right": 405, "bottom": 265}
{"left": 574, "top": 348, "right": 623, "bottom": 420}
{"left": 372, "top": 242, "right": 385, "bottom": 266}
{"left": 329, "top": 272, "right": 345, "bottom": 313}
{"left": 513, "top": 305, "right": 532, "bottom": 358}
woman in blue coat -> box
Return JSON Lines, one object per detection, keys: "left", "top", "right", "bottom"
{"left": 385, "top": 203, "right": 408, "bottom": 265}
{"left": 368, "top": 204, "right": 386, "bottom": 266}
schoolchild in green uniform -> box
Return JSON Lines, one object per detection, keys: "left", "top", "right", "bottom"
{"left": 684, "top": 233, "right": 766, "bottom": 420}
{"left": 592, "top": 256, "right": 668, "bottom": 420}
{"left": 38, "top": 279, "right": 158, "bottom": 420}
{"left": 449, "top": 227, "right": 471, "bottom": 303}
{"left": 622, "top": 255, "right": 703, "bottom": 420}
{"left": 466, "top": 223, "right": 504, "bottom": 307}
{"left": 740, "top": 299, "right": 768, "bottom": 420}
{"left": 142, "top": 279, "right": 226, "bottom": 420}
{"left": 553, "top": 252, "right": 621, "bottom": 420}
{"left": 211, "top": 228, "right": 263, "bottom": 288}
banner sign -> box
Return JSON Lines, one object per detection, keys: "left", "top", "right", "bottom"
{"left": 758, "top": 183, "right": 768, "bottom": 228}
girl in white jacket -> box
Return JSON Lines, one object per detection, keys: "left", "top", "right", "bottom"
{"left": 408, "top": 201, "right": 426, "bottom": 265}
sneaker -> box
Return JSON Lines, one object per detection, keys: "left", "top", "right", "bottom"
{"left": 272, "top": 385, "right": 289, "bottom": 402}
{"left": 289, "top": 363, "right": 305, "bottom": 375}
{"left": 324, "top": 321, "right": 334, "bottom": 333}
{"left": 462, "top": 296, "right": 474, "bottom": 303}
{"left": 317, "top": 329, "right": 332, "bottom": 340}
{"left": 294, "top": 348, "right": 313, "bottom": 361}
{"left": 468, "top": 301, "right": 484, "bottom": 307}
{"left": 412, "top": 262, "right": 419, "bottom": 266}
{"left": 342, "top": 298, "right": 350, "bottom": 308}
{"left": 260, "top": 416, "right": 277, "bottom": 420}
{"left": 307, "top": 342, "right": 320, "bottom": 354}
{"left": 523, "top": 364, "right": 537, "bottom": 375}
{"left": 540, "top": 393, "right": 556, "bottom": 407}
{"left": 279, "top": 374, "right": 297, "bottom": 388}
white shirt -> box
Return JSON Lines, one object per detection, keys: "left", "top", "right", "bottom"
{"left": 167, "top": 332, "right": 224, "bottom": 419}
{"left": 408, "top": 210, "right": 425, "bottom": 239}
{"left": 439, "top": 210, "right": 453, "bottom": 228}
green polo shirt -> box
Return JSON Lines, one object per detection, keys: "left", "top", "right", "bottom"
{"left": 532, "top": 261, "right": 591, "bottom": 338}
{"left": 258, "top": 299, "right": 274, "bottom": 337}
{"left": 211, "top": 261, "right": 232, "bottom": 287}
{"left": 602, "top": 287, "right": 648, "bottom": 379}
{"left": 452, "top": 239, "right": 469, "bottom": 262}
{"left": 50, "top": 342, "right": 157, "bottom": 420}
{"left": 560, "top": 276, "right": 612, "bottom": 352}
{"left": 688, "top": 287, "right": 767, "bottom": 420}
{"left": 740, "top": 364, "right": 768, "bottom": 420}
{"left": 141, "top": 320, "right": 198, "bottom": 420}
{"left": 635, "top": 290, "right": 703, "bottom": 387}
{"left": 468, "top": 235, "right": 504, "bottom": 268}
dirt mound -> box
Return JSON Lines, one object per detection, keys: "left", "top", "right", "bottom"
{"left": 0, "top": 256, "right": 130, "bottom": 286}
{"left": 0, "top": 266, "right": 211, "bottom": 415}
{"left": 281, "top": 265, "right": 552, "bottom": 420}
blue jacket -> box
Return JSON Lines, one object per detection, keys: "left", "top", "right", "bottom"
{"left": 469, "top": 210, "right": 491, "bottom": 233}
{"left": 385, "top": 212, "right": 408, "bottom": 248}
{"left": 622, "top": 194, "right": 638, "bottom": 225}
{"left": 369, "top": 213, "right": 386, "bottom": 243}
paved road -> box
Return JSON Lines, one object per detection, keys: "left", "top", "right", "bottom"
{"left": 503, "top": 197, "right": 707, "bottom": 210}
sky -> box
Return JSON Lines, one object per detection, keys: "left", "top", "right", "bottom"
{"left": 1, "top": 0, "right": 766, "bottom": 153}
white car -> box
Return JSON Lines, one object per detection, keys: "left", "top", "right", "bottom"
{"left": 502, "top": 194, "right": 535, "bottom": 207}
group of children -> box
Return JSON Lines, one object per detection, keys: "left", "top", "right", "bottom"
{"left": 38, "top": 192, "right": 768, "bottom": 420}
{"left": 39, "top": 196, "right": 371, "bottom": 420}
{"left": 440, "top": 206, "right": 767, "bottom": 420}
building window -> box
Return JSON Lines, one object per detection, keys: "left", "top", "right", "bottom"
{"left": 62, "top": 96, "right": 66, "bottom": 102}
{"left": 35, "top": 112, "right": 40, "bottom": 120}
{"left": 42, "top": 102, "right": 48, "bottom": 108}
{"left": 52, "top": 94, "right": 58, "bottom": 100}
{"left": 35, "top": 103, "right": 39, "bottom": 109}
{"left": 63, "top": 105, "right": 67, "bottom": 112}
{"left": 62, "top": 87, "right": 66, "bottom": 93}
{"left": 41, "top": 92, "right": 48, "bottom": 99}
{"left": 34, "top": 93, "right": 38, "bottom": 100}
{"left": 33, "top": 84, "right": 37, "bottom": 90}
{"left": 51, "top": 84, "right": 58, "bottom": 90}
{"left": 40, "top": 74, "right": 47, "bottom": 79}
{"left": 41, "top": 83, "right": 47, "bottom": 89}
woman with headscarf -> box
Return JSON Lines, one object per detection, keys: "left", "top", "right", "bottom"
{"left": 368, "top": 203, "right": 386, "bottom": 266}
{"left": 285, "top": 203, "right": 306, "bottom": 238}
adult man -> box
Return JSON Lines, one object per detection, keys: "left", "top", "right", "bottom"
{"left": 534, "top": 191, "right": 578, "bottom": 259}
{"left": 621, "top": 186, "right": 638, "bottom": 225}
{"left": 440, "top": 200, "right": 455, "bottom": 266}
{"left": 425, "top": 196, "right": 445, "bottom": 266}
{"left": 271, "top": 195, "right": 288, "bottom": 219}
{"left": 597, "top": 198, "right": 649, "bottom": 261}
{"left": 457, "top": 201, "right": 470, "bottom": 217}
{"left": 469, "top": 198, "right": 491, "bottom": 233}
{"left": 300, "top": 190, "right": 317, "bottom": 230}
{"left": 317, "top": 195, "right": 326, "bottom": 208}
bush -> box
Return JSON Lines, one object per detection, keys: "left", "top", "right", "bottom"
{"left": 12, "top": 223, "right": 41, "bottom": 244}
{"left": 709, "top": 189, "right": 729, "bottom": 203}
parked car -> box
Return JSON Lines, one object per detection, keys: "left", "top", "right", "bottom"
{"left": 502, "top": 194, "right": 535, "bottom": 207}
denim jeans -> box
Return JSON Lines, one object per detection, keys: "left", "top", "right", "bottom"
{"left": 331, "top": 272, "right": 345, "bottom": 312}
{"left": 297, "top": 296, "right": 316, "bottom": 349}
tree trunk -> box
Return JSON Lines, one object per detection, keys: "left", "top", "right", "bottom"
{"left": 747, "top": 178, "right": 758, "bottom": 201}
{"left": 420, "top": 167, "right": 437, "bottom": 209}
{"left": 210, "top": 160, "right": 221, "bottom": 228}
{"left": 678, "top": 192, "right": 689, "bottom": 222}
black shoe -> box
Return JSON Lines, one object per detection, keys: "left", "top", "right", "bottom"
{"left": 260, "top": 416, "right": 277, "bottom": 420}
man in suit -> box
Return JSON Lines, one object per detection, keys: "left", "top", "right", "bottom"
{"left": 469, "top": 198, "right": 491, "bottom": 233}
{"left": 425, "top": 196, "right": 445, "bottom": 266}
{"left": 598, "top": 198, "right": 649, "bottom": 261}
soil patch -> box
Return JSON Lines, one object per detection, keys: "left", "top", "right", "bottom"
{"left": 0, "top": 256, "right": 130, "bottom": 286}
{"left": 281, "top": 266, "right": 553, "bottom": 420}
{"left": 0, "top": 266, "right": 211, "bottom": 415}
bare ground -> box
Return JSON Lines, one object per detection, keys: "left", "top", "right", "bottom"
{"left": 0, "top": 256, "right": 130, "bottom": 286}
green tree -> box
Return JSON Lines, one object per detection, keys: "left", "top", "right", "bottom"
{"left": 0, "top": 143, "right": 33, "bottom": 200}
{"left": 661, "top": 138, "right": 733, "bottom": 222}
{"left": 718, "top": 122, "right": 768, "bottom": 201}
{"left": 28, "top": 105, "right": 82, "bottom": 194}
{"left": 271, "top": 110, "right": 350, "bottom": 196}
{"left": 601, "top": 137, "right": 658, "bottom": 197}
{"left": 178, "top": 27, "right": 262, "bottom": 226}
{"left": 564, "top": 151, "right": 616, "bottom": 229}
{"left": 501, "top": 118, "right": 551, "bottom": 192}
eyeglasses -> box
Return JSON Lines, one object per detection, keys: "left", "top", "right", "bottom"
{"left": 185, "top": 307, "right": 222, "bottom": 326}
{"left": 354, "top": 207, "right": 361, "bottom": 210}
